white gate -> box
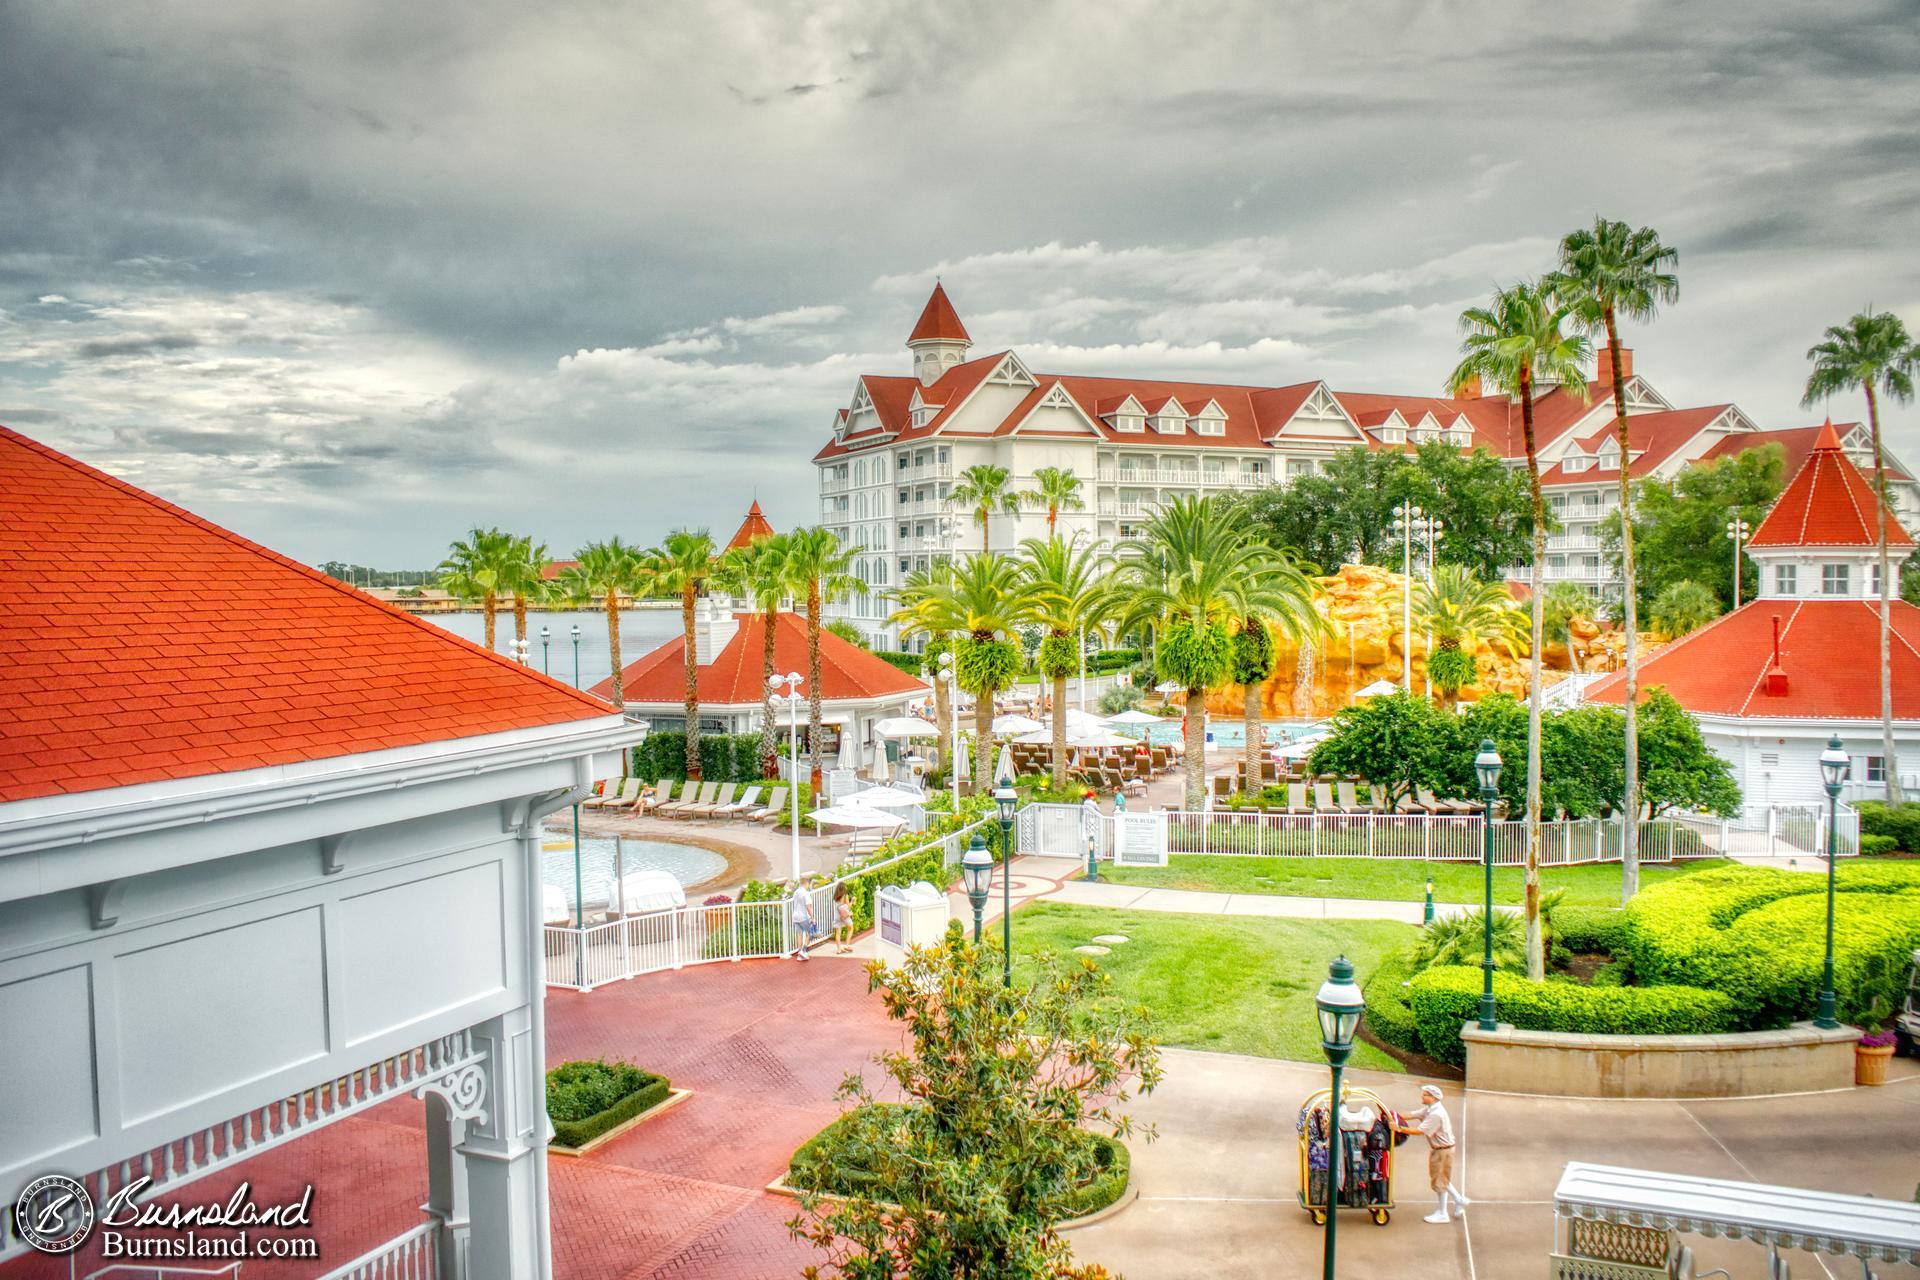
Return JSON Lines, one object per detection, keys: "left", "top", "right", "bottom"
{"left": 1016, "top": 802, "right": 1099, "bottom": 857}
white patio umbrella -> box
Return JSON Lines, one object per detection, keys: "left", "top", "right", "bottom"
{"left": 806, "top": 806, "right": 910, "bottom": 830}
{"left": 1353, "top": 679, "right": 1399, "bottom": 699}
{"left": 843, "top": 785, "right": 927, "bottom": 809}
{"left": 1063, "top": 707, "right": 1106, "bottom": 732}
{"left": 992, "top": 713, "right": 1045, "bottom": 734}
{"left": 1103, "top": 709, "right": 1163, "bottom": 726}
{"left": 1015, "top": 728, "right": 1136, "bottom": 749}
{"left": 874, "top": 716, "right": 939, "bottom": 739}
{"left": 994, "top": 742, "right": 1016, "bottom": 783}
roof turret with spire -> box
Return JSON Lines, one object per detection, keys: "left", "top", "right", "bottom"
{"left": 906, "top": 282, "right": 971, "bottom": 386}
{"left": 726, "top": 500, "right": 775, "bottom": 550}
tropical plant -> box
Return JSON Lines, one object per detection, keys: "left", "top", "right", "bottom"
{"left": 1549, "top": 217, "right": 1680, "bottom": 905}
{"left": 1413, "top": 565, "right": 1529, "bottom": 707}
{"left": 500, "top": 534, "right": 550, "bottom": 653}
{"left": 728, "top": 533, "right": 794, "bottom": 778}
{"left": 437, "top": 526, "right": 516, "bottom": 653}
{"left": 1232, "top": 550, "right": 1318, "bottom": 793}
{"left": 652, "top": 529, "right": 719, "bottom": 779}
{"left": 916, "top": 552, "right": 1045, "bottom": 793}
{"left": 1803, "top": 308, "right": 1919, "bottom": 805}
{"left": 948, "top": 463, "right": 1028, "bottom": 552}
{"left": 1019, "top": 535, "right": 1113, "bottom": 789}
{"left": 889, "top": 561, "right": 959, "bottom": 784}
{"left": 1449, "top": 281, "right": 1591, "bottom": 979}
{"left": 559, "top": 538, "right": 652, "bottom": 712}
{"left": 1115, "top": 496, "right": 1316, "bottom": 808}
{"left": 1024, "top": 466, "right": 1087, "bottom": 532}
{"left": 1540, "top": 581, "right": 1600, "bottom": 670}
{"left": 1647, "top": 579, "right": 1720, "bottom": 640}
{"left": 784, "top": 527, "right": 862, "bottom": 789}
{"left": 1603, "top": 445, "right": 1784, "bottom": 612}
{"left": 826, "top": 619, "right": 867, "bottom": 648}
{"left": 1411, "top": 909, "right": 1527, "bottom": 973}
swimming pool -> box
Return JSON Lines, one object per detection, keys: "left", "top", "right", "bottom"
{"left": 541, "top": 835, "right": 727, "bottom": 910}
{"left": 1134, "top": 719, "right": 1325, "bottom": 748}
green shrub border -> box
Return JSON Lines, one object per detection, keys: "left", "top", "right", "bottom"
{"left": 1407, "top": 966, "right": 1738, "bottom": 1067}
{"left": 1549, "top": 905, "right": 1629, "bottom": 955}
{"left": 1362, "top": 950, "right": 1421, "bottom": 1055}
{"left": 546, "top": 1062, "right": 672, "bottom": 1148}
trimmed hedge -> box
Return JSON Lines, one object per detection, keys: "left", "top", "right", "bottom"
{"left": 1858, "top": 800, "right": 1920, "bottom": 852}
{"left": 1407, "top": 966, "right": 1738, "bottom": 1067}
{"left": 1362, "top": 950, "right": 1422, "bottom": 1055}
{"left": 1862, "top": 834, "right": 1897, "bottom": 856}
{"left": 546, "top": 1060, "right": 671, "bottom": 1148}
{"left": 872, "top": 650, "right": 923, "bottom": 676}
{"left": 1088, "top": 647, "right": 1143, "bottom": 675}
{"left": 632, "top": 731, "right": 771, "bottom": 784}
{"left": 789, "top": 1103, "right": 1130, "bottom": 1220}
{"left": 1550, "top": 905, "right": 1629, "bottom": 955}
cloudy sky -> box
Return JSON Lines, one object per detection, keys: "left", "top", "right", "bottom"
{"left": 3, "top": 0, "right": 1917, "bottom": 567}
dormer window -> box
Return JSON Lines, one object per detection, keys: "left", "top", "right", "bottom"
{"left": 1194, "top": 414, "right": 1225, "bottom": 436}
{"left": 1378, "top": 426, "right": 1406, "bottom": 445}
{"left": 911, "top": 406, "right": 936, "bottom": 428}
{"left": 1598, "top": 449, "right": 1620, "bottom": 470}
{"left": 1563, "top": 456, "right": 1593, "bottom": 473}
{"left": 1152, "top": 412, "right": 1186, "bottom": 435}
{"left": 1822, "top": 563, "right": 1851, "bottom": 595}
{"left": 1115, "top": 413, "right": 1145, "bottom": 433}
{"left": 1445, "top": 426, "right": 1472, "bottom": 446}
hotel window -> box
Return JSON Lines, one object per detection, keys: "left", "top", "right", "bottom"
{"left": 1866, "top": 756, "right": 1886, "bottom": 784}
{"left": 1822, "top": 563, "right": 1850, "bottom": 595}
{"left": 1196, "top": 416, "right": 1225, "bottom": 436}
{"left": 898, "top": 523, "right": 910, "bottom": 540}
{"left": 898, "top": 454, "right": 911, "bottom": 471}
{"left": 1870, "top": 562, "right": 1881, "bottom": 596}
{"left": 1775, "top": 564, "right": 1797, "bottom": 594}
{"left": 1287, "top": 458, "right": 1315, "bottom": 480}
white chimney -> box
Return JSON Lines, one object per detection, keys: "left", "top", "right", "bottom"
{"left": 694, "top": 594, "right": 740, "bottom": 665}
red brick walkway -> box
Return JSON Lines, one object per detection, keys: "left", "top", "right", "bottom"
{"left": 3, "top": 956, "right": 901, "bottom": 1280}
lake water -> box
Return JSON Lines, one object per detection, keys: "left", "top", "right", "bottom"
{"left": 540, "top": 835, "right": 727, "bottom": 909}
{"left": 423, "top": 608, "right": 682, "bottom": 691}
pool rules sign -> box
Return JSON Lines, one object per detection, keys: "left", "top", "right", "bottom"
{"left": 1112, "top": 811, "right": 1168, "bottom": 868}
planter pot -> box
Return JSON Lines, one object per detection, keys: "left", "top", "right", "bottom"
{"left": 1855, "top": 1042, "right": 1896, "bottom": 1087}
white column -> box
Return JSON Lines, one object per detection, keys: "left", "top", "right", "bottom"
{"left": 423, "top": 1094, "right": 473, "bottom": 1280}
{"left": 460, "top": 1007, "right": 549, "bottom": 1280}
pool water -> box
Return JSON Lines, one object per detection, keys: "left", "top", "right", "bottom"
{"left": 1136, "top": 719, "right": 1324, "bottom": 748}
{"left": 541, "top": 835, "right": 726, "bottom": 909}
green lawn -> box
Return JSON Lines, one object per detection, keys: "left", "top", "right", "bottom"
{"left": 1096, "top": 855, "right": 1732, "bottom": 907}
{"left": 1009, "top": 902, "right": 1416, "bottom": 1071}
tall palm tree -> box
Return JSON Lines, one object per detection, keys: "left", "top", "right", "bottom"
{"left": 889, "top": 560, "right": 959, "bottom": 784}
{"left": 560, "top": 538, "right": 652, "bottom": 710}
{"left": 948, "top": 463, "right": 1027, "bottom": 552}
{"left": 1414, "top": 565, "right": 1530, "bottom": 708}
{"left": 783, "top": 527, "right": 862, "bottom": 790}
{"left": 918, "top": 552, "right": 1045, "bottom": 793}
{"left": 1024, "top": 466, "right": 1087, "bottom": 532}
{"left": 503, "top": 534, "right": 550, "bottom": 654}
{"left": 1233, "top": 547, "right": 1320, "bottom": 794}
{"left": 1549, "top": 218, "right": 1680, "bottom": 901}
{"left": 730, "top": 534, "right": 795, "bottom": 778}
{"left": 1019, "top": 535, "right": 1114, "bottom": 789}
{"left": 652, "top": 530, "right": 719, "bottom": 780}
{"left": 437, "top": 526, "right": 515, "bottom": 652}
{"left": 1448, "top": 282, "right": 1590, "bottom": 979}
{"left": 1803, "top": 309, "right": 1919, "bottom": 805}
{"left": 1115, "top": 496, "right": 1311, "bottom": 809}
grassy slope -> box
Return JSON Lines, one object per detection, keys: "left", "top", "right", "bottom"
{"left": 1010, "top": 901, "right": 1416, "bottom": 1072}
{"left": 1097, "top": 856, "right": 1732, "bottom": 907}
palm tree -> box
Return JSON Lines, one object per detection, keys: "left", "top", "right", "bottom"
{"left": 1115, "top": 496, "right": 1312, "bottom": 809}
{"left": 948, "top": 463, "right": 1027, "bottom": 552}
{"left": 1414, "top": 566, "right": 1529, "bottom": 708}
{"left": 1024, "top": 466, "right": 1087, "bottom": 532}
{"left": 889, "top": 561, "right": 959, "bottom": 785}
{"left": 728, "top": 534, "right": 794, "bottom": 778}
{"left": 1019, "top": 535, "right": 1114, "bottom": 789}
{"left": 437, "top": 527, "right": 515, "bottom": 652}
{"left": 652, "top": 530, "right": 719, "bottom": 780}
{"left": 1647, "top": 579, "right": 1720, "bottom": 640}
{"left": 1803, "top": 309, "right": 1919, "bottom": 805}
{"left": 1233, "top": 547, "right": 1320, "bottom": 794}
{"left": 503, "top": 534, "right": 550, "bottom": 653}
{"left": 560, "top": 538, "right": 652, "bottom": 710}
{"left": 1448, "top": 282, "right": 1590, "bottom": 979}
{"left": 783, "top": 527, "right": 862, "bottom": 790}
{"left": 918, "top": 552, "right": 1045, "bottom": 793}
{"left": 1541, "top": 581, "right": 1599, "bottom": 671}
{"left": 1549, "top": 218, "right": 1680, "bottom": 901}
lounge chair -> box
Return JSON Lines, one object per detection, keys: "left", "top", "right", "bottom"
{"left": 636, "top": 778, "right": 678, "bottom": 813}
{"left": 715, "top": 785, "right": 762, "bottom": 818}
{"left": 1415, "top": 788, "right": 1469, "bottom": 815}
{"left": 1337, "top": 781, "right": 1375, "bottom": 814}
{"left": 752, "top": 787, "right": 790, "bottom": 822}
{"left": 848, "top": 829, "right": 889, "bottom": 856}
{"left": 654, "top": 779, "right": 704, "bottom": 816}
{"left": 1286, "top": 782, "right": 1313, "bottom": 815}
{"left": 683, "top": 782, "right": 737, "bottom": 819}
{"left": 583, "top": 778, "right": 640, "bottom": 810}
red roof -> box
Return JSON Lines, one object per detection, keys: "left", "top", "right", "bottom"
{"left": 1748, "top": 423, "right": 1913, "bottom": 549}
{"left": 1584, "top": 598, "right": 1920, "bottom": 720}
{"left": 540, "top": 558, "right": 580, "bottom": 581}
{"left": 726, "top": 501, "right": 774, "bottom": 550}
{"left": 589, "top": 612, "right": 926, "bottom": 706}
{"left": 1700, "top": 421, "right": 1912, "bottom": 484}
{"left": 1536, "top": 405, "right": 1733, "bottom": 486}
{"left": 0, "top": 426, "right": 615, "bottom": 804}
{"left": 907, "top": 282, "right": 971, "bottom": 345}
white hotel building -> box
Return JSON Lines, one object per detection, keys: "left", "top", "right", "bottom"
{"left": 815, "top": 285, "right": 1919, "bottom": 650}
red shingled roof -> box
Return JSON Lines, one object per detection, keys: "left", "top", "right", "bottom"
{"left": 1749, "top": 423, "right": 1913, "bottom": 549}
{"left": 726, "top": 501, "right": 774, "bottom": 550}
{"left": 1584, "top": 599, "right": 1920, "bottom": 719}
{"left": 907, "top": 283, "right": 971, "bottom": 345}
{"left": 1700, "top": 421, "right": 1912, "bottom": 484}
{"left": 0, "top": 426, "right": 615, "bottom": 804}
{"left": 588, "top": 612, "right": 926, "bottom": 706}
{"left": 1536, "top": 405, "right": 1734, "bottom": 486}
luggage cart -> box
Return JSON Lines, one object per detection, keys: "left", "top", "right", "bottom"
{"left": 1296, "top": 1084, "right": 1396, "bottom": 1226}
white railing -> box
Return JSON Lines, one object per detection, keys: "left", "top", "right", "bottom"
{"left": 543, "top": 813, "right": 998, "bottom": 991}
{"left": 317, "top": 1219, "right": 439, "bottom": 1280}
{"left": 86, "top": 1266, "right": 244, "bottom": 1280}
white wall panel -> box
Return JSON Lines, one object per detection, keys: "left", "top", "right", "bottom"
{"left": 0, "top": 964, "right": 98, "bottom": 1168}
{"left": 338, "top": 860, "right": 507, "bottom": 1048}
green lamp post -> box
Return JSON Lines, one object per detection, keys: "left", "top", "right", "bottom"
{"left": 1474, "top": 738, "right": 1503, "bottom": 1032}
{"left": 961, "top": 835, "right": 993, "bottom": 943}
{"left": 1815, "top": 735, "right": 1849, "bottom": 1029}
{"left": 994, "top": 776, "right": 1018, "bottom": 987}
{"left": 1315, "top": 955, "right": 1365, "bottom": 1280}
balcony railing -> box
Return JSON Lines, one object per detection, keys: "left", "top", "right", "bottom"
{"left": 821, "top": 475, "right": 850, "bottom": 494}
{"left": 1548, "top": 535, "right": 1602, "bottom": 552}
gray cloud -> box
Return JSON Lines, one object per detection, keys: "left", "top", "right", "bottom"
{"left": 76, "top": 333, "right": 201, "bottom": 358}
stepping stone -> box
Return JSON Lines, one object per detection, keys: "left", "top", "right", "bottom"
{"left": 1073, "top": 945, "right": 1111, "bottom": 956}
{"left": 1091, "top": 934, "right": 1130, "bottom": 945}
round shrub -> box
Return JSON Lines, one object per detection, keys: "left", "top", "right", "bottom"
{"left": 1550, "top": 905, "right": 1629, "bottom": 955}
{"left": 546, "top": 1060, "right": 670, "bottom": 1148}
{"left": 1362, "top": 950, "right": 1422, "bottom": 1055}
{"left": 1407, "top": 965, "right": 1737, "bottom": 1067}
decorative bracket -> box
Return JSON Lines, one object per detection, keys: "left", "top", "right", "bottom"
{"left": 320, "top": 833, "right": 354, "bottom": 876}
{"left": 88, "top": 879, "right": 128, "bottom": 930}
{"left": 414, "top": 1061, "right": 489, "bottom": 1126}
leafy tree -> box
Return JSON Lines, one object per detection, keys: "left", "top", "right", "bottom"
{"left": 1803, "top": 309, "right": 1919, "bottom": 804}
{"left": 1636, "top": 688, "right": 1741, "bottom": 817}
{"left": 1548, "top": 217, "right": 1681, "bottom": 904}
{"left": 949, "top": 464, "right": 1028, "bottom": 553}
{"left": 916, "top": 552, "right": 1045, "bottom": 793}
{"left": 1400, "top": 442, "right": 1539, "bottom": 572}
{"left": 1538, "top": 703, "right": 1627, "bottom": 820}
{"left": 788, "top": 922, "right": 1160, "bottom": 1280}
{"left": 785, "top": 528, "right": 863, "bottom": 789}
{"left": 559, "top": 539, "right": 653, "bottom": 713}
{"left": 1647, "top": 580, "right": 1720, "bottom": 640}
{"left": 1414, "top": 565, "right": 1528, "bottom": 707}
{"left": 653, "top": 529, "right": 720, "bottom": 779}
{"left": 1024, "top": 466, "right": 1087, "bottom": 532}
{"left": 437, "top": 526, "right": 516, "bottom": 652}
{"left": 825, "top": 619, "right": 867, "bottom": 648}
{"left": 1449, "top": 281, "right": 1591, "bottom": 979}
{"left": 890, "top": 562, "right": 959, "bottom": 781}
{"left": 1604, "top": 446, "right": 1785, "bottom": 612}
{"left": 1019, "top": 535, "right": 1115, "bottom": 789}
{"left": 501, "top": 533, "right": 549, "bottom": 651}
{"left": 1306, "top": 692, "right": 1453, "bottom": 813}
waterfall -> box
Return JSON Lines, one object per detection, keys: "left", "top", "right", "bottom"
{"left": 1293, "top": 632, "right": 1318, "bottom": 718}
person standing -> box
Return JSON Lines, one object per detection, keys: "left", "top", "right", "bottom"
{"left": 831, "top": 884, "right": 854, "bottom": 954}
{"left": 790, "top": 882, "right": 818, "bottom": 962}
{"left": 1398, "top": 1083, "right": 1467, "bottom": 1224}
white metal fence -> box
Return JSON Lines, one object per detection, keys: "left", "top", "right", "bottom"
{"left": 543, "top": 813, "right": 997, "bottom": 992}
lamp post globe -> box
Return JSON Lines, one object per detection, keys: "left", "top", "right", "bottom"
{"left": 1815, "top": 735, "right": 1849, "bottom": 1029}
{"left": 570, "top": 623, "right": 581, "bottom": 687}
{"left": 540, "top": 625, "right": 552, "bottom": 675}
{"left": 1473, "top": 738, "right": 1503, "bottom": 1032}
{"left": 960, "top": 835, "right": 993, "bottom": 942}
{"left": 1315, "top": 955, "right": 1365, "bottom": 1280}
{"left": 994, "top": 775, "right": 1018, "bottom": 987}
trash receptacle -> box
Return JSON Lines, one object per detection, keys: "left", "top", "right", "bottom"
{"left": 873, "top": 880, "right": 951, "bottom": 968}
